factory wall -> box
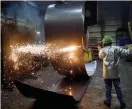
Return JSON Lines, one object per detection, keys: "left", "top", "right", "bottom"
{"left": 1, "top": 1, "right": 45, "bottom": 42}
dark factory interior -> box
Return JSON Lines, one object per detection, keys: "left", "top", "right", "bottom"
{"left": 1, "top": 1, "right": 132, "bottom": 109}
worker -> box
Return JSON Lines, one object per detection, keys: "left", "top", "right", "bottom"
{"left": 98, "top": 35, "right": 132, "bottom": 109}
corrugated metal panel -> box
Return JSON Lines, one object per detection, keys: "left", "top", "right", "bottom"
{"left": 89, "top": 33, "right": 101, "bottom": 38}
{"left": 88, "top": 26, "right": 101, "bottom": 32}
{"left": 89, "top": 40, "right": 101, "bottom": 44}
{"left": 103, "top": 32, "right": 115, "bottom": 37}
{"left": 104, "top": 26, "right": 121, "bottom": 32}
{"left": 105, "top": 20, "right": 122, "bottom": 26}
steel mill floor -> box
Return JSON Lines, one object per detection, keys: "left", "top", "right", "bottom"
{"left": 1, "top": 60, "right": 132, "bottom": 109}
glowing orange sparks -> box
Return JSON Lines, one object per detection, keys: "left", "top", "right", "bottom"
{"left": 69, "top": 91, "right": 73, "bottom": 96}
{"left": 9, "top": 43, "right": 81, "bottom": 70}
{"left": 61, "top": 45, "right": 81, "bottom": 52}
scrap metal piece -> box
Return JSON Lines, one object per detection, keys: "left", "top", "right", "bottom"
{"left": 14, "top": 61, "right": 97, "bottom": 102}
{"left": 49, "top": 74, "right": 90, "bottom": 101}
{"left": 85, "top": 61, "right": 97, "bottom": 76}
{"left": 14, "top": 74, "right": 90, "bottom": 102}
{"left": 14, "top": 79, "right": 74, "bottom": 100}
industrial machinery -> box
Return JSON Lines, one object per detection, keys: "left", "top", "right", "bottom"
{"left": 44, "top": 2, "right": 86, "bottom": 77}
{"left": 44, "top": 1, "right": 96, "bottom": 77}
{"left": 14, "top": 1, "right": 97, "bottom": 106}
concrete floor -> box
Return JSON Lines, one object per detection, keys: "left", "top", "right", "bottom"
{"left": 1, "top": 60, "right": 132, "bottom": 109}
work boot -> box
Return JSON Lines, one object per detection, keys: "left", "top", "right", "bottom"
{"left": 104, "top": 100, "right": 111, "bottom": 107}
{"left": 120, "top": 103, "right": 126, "bottom": 109}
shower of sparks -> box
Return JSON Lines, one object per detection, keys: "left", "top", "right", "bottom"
{"left": 9, "top": 43, "right": 51, "bottom": 71}
{"left": 2, "top": 42, "right": 83, "bottom": 90}
{"left": 61, "top": 45, "right": 81, "bottom": 52}
{"left": 70, "top": 70, "right": 73, "bottom": 74}
{"left": 9, "top": 43, "right": 81, "bottom": 70}
{"left": 10, "top": 44, "right": 47, "bottom": 61}
{"left": 69, "top": 91, "right": 72, "bottom": 96}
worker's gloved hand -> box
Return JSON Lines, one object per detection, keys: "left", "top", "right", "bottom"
{"left": 99, "top": 50, "right": 106, "bottom": 60}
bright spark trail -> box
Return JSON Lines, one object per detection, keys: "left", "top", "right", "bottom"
{"left": 9, "top": 43, "right": 81, "bottom": 70}
{"left": 3, "top": 43, "right": 81, "bottom": 88}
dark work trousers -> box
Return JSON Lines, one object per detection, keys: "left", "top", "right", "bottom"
{"left": 104, "top": 78, "right": 125, "bottom": 104}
